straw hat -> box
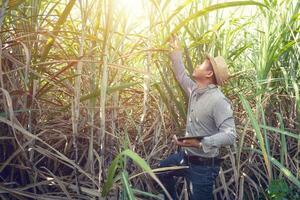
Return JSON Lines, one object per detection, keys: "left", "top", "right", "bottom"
{"left": 205, "top": 54, "right": 229, "bottom": 86}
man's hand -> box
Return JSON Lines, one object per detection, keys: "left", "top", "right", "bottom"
{"left": 169, "top": 34, "right": 180, "bottom": 51}
{"left": 172, "top": 135, "right": 201, "bottom": 148}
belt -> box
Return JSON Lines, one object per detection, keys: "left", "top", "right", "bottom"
{"left": 184, "top": 155, "right": 224, "bottom": 166}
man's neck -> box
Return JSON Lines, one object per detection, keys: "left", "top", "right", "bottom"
{"left": 195, "top": 80, "right": 215, "bottom": 89}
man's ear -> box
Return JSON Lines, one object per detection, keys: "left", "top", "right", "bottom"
{"left": 205, "top": 70, "right": 214, "bottom": 78}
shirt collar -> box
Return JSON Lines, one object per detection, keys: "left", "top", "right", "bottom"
{"left": 194, "top": 84, "right": 217, "bottom": 94}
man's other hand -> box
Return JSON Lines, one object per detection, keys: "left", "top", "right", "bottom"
{"left": 172, "top": 135, "right": 201, "bottom": 148}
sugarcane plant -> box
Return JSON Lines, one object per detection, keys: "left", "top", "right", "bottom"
{"left": 0, "top": 0, "right": 299, "bottom": 199}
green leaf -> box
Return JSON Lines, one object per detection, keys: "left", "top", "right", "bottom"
{"left": 239, "top": 94, "right": 272, "bottom": 179}
{"left": 101, "top": 154, "right": 121, "bottom": 196}
{"left": 154, "top": 83, "right": 180, "bottom": 128}
{"left": 268, "top": 179, "right": 290, "bottom": 199}
{"left": 156, "top": 64, "right": 186, "bottom": 120}
{"left": 132, "top": 189, "right": 164, "bottom": 200}
{"left": 121, "top": 171, "right": 135, "bottom": 200}
{"left": 102, "top": 149, "right": 171, "bottom": 199}
{"left": 61, "top": 82, "right": 138, "bottom": 111}
{"left": 259, "top": 125, "right": 300, "bottom": 140}
{"left": 164, "top": 1, "right": 266, "bottom": 43}
{"left": 243, "top": 147, "right": 300, "bottom": 188}
{"left": 40, "top": 0, "right": 76, "bottom": 62}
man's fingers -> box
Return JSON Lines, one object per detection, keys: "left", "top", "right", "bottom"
{"left": 172, "top": 136, "right": 197, "bottom": 147}
{"left": 172, "top": 135, "right": 178, "bottom": 145}
{"left": 183, "top": 140, "right": 191, "bottom": 144}
{"left": 177, "top": 141, "right": 185, "bottom": 146}
{"left": 172, "top": 136, "right": 185, "bottom": 146}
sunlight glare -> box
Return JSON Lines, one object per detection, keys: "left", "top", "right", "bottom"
{"left": 117, "top": 0, "right": 145, "bottom": 19}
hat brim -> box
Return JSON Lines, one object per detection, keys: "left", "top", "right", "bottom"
{"left": 204, "top": 53, "right": 222, "bottom": 85}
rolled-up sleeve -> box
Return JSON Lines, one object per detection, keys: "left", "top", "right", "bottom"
{"left": 201, "top": 98, "right": 237, "bottom": 152}
{"left": 170, "top": 50, "right": 196, "bottom": 97}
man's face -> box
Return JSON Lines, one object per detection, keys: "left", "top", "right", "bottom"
{"left": 192, "top": 59, "right": 214, "bottom": 80}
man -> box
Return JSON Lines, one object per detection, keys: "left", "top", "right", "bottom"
{"left": 157, "top": 36, "right": 237, "bottom": 200}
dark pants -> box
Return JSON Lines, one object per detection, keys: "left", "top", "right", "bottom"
{"left": 157, "top": 150, "right": 220, "bottom": 200}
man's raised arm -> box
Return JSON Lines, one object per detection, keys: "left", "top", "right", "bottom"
{"left": 169, "top": 36, "right": 196, "bottom": 97}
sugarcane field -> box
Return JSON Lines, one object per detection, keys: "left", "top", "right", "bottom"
{"left": 0, "top": 0, "right": 299, "bottom": 199}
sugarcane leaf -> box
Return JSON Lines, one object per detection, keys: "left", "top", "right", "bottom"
{"left": 243, "top": 148, "right": 300, "bottom": 188}
{"left": 164, "top": 1, "right": 267, "bottom": 43}
{"left": 40, "top": 0, "right": 76, "bottom": 62}
{"left": 259, "top": 125, "right": 300, "bottom": 140}
{"left": 102, "top": 149, "right": 171, "bottom": 199}
{"left": 239, "top": 94, "right": 272, "bottom": 178}
{"left": 121, "top": 171, "right": 135, "bottom": 200}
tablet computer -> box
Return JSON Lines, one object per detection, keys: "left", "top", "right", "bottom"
{"left": 177, "top": 136, "right": 204, "bottom": 141}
